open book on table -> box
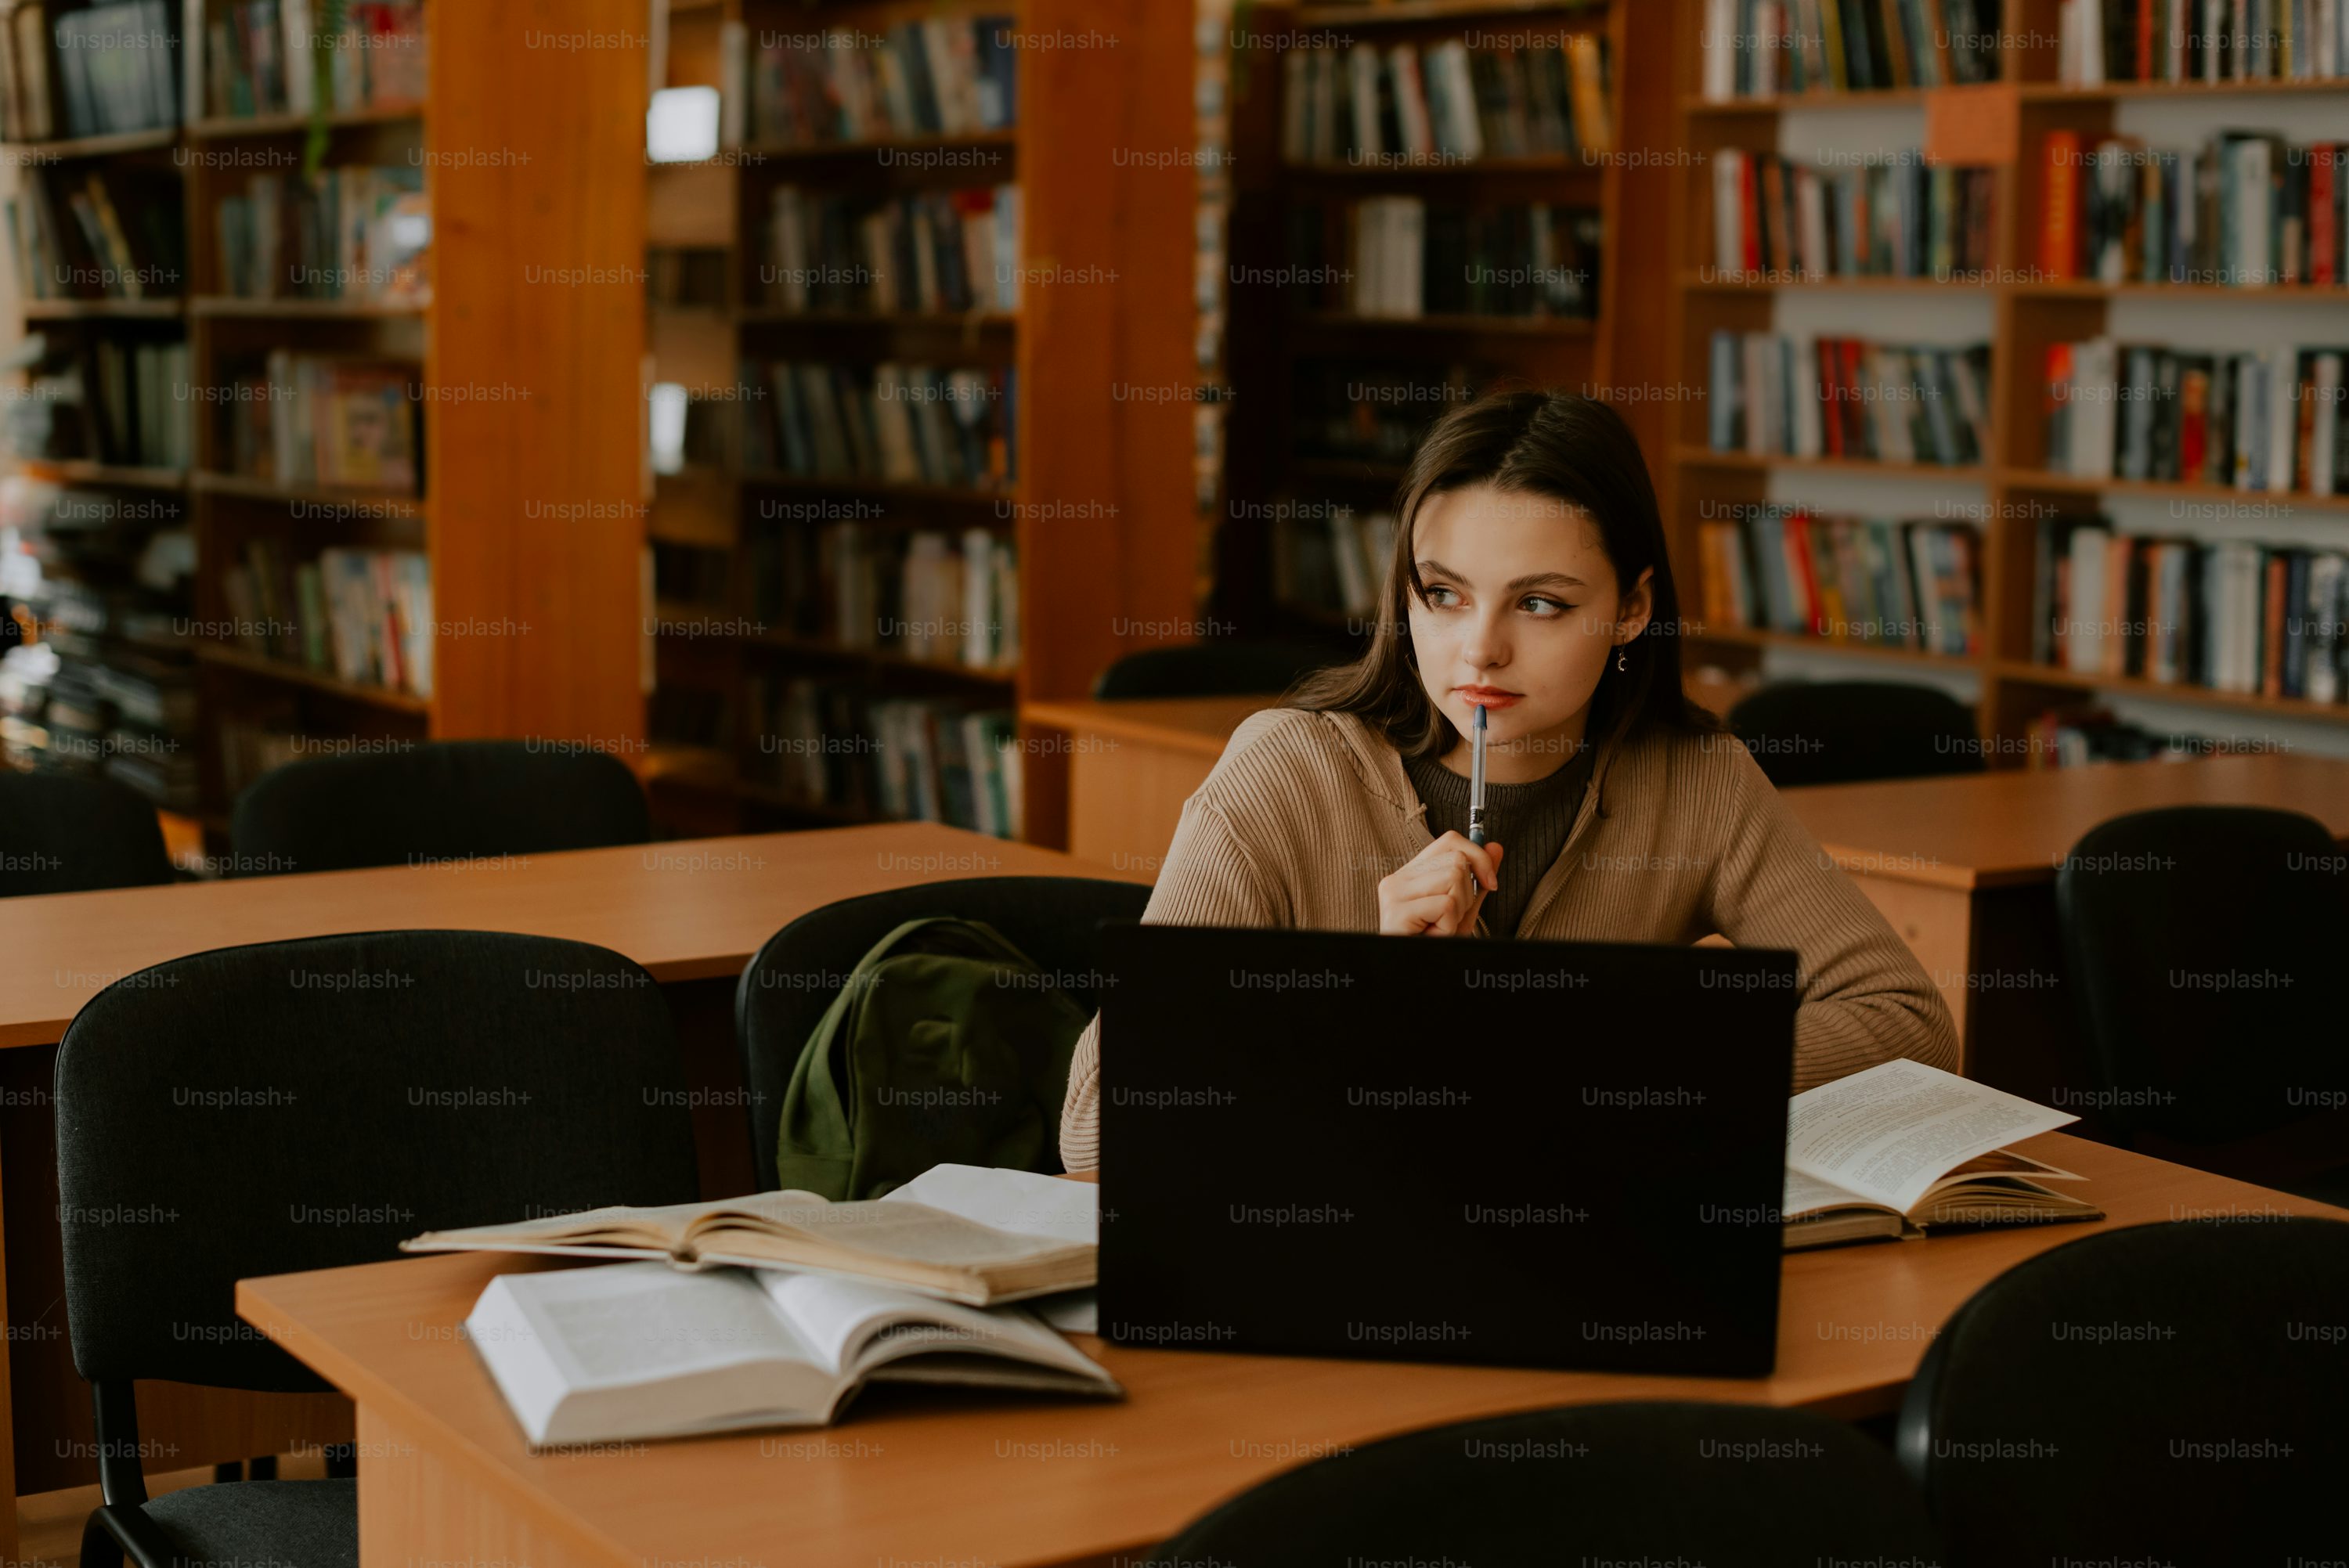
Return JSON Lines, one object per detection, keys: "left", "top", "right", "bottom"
{"left": 405, "top": 1181, "right": 1092, "bottom": 1307}
{"left": 1783, "top": 1059, "right": 2103, "bottom": 1249}
{"left": 468, "top": 1261, "right": 1120, "bottom": 1446}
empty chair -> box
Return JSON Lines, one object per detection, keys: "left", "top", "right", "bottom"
{"left": 2056, "top": 805, "right": 2349, "bottom": 1199}
{"left": 1897, "top": 1217, "right": 2349, "bottom": 1566}
{"left": 1092, "top": 638, "right": 1336, "bottom": 700}
{"left": 0, "top": 773, "right": 174, "bottom": 897}
{"left": 1149, "top": 1400, "right": 1947, "bottom": 1566}
{"left": 58, "top": 930, "right": 700, "bottom": 1568}
{"left": 229, "top": 738, "right": 650, "bottom": 874}
{"left": 1727, "top": 680, "right": 1984, "bottom": 788}
{"left": 737, "top": 876, "right": 1149, "bottom": 1191}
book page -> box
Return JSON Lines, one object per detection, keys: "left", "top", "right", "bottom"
{"left": 411, "top": 1191, "right": 826, "bottom": 1253}
{"left": 1786, "top": 1060, "right": 2077, "bottom": 1216}
{"left": 882, "top": 1165, "right": 1098, "bottom": 1245}
{"left": 1782, "top": 1166, "right": 1882, "bottom": 1219}
{"left": 756, "top": 1271, "right": 1106, "bottom": 1382}
{"left": 690, "top": 1197, "right": 1081, "bottom": 1267}
{"left": 500, "top": 1263, "right": 809, "bottom": 1388}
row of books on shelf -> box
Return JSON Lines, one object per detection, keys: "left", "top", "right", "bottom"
{"left": 1273, "top": 505, "right": 1397, "bottom": 620}
{"left": 2035, "top": 518, "right": 2349, "bottom": 701}
{"left": 218, "top": 541, "right": 431, "bottom": 696}
{"left": 5, "top": 333, "right": 191, "bottom": 470}
{"left": 1293, "top": 362, "right": 1485, "bottom": 467}
{"left": 743, "top": 678, "right": 1023, "bottom": 839}
{"left": 2040, "top": 132, "right": 2348, "bottom": 288}
{"left": 745, "top": 16, "right": 1016, "bottom": 148}
{"left": 762, "top": 185, "right": 1019, "bottom": 315}
{"left": 1288, "top": 200, "right": 1603, "bottom": 320}
{"left": 1697, "top": 512, "right": 1983, "bottom": 656}
{"left": 648, "top": 247, "right": 727, "bottom": 309}
{"left": 1708, "top": 333, "right": 1992, "bottom": 467}
{"left": 1709, "top": 150, "right": 1997, "bottom": 281}
{"left": 2043, "top": 340, "right": 2349, "bottom": 494}
{"left": 221, "top": 351, "right": 420, "bottom": 492}
{"left": 1701, "top": 0, "right": 2004, "bottom": 99}
{"left": 3, "top": 0, "right": 178, "bottom": 139}
{"left": 5, "top": 164, "right": 182, "bottom": 301}
{"left": 205, "top": 0, "right": 425, "bottom": 120}
{"left": 746, "top": 524, "right": 1019, "bottom": 672}
{"left": 2059, "top": 0, "right": 2349, "bottom": 84}
{"left": 738, "top": 360, "right": 1016, "bottom": 492}
{"left": 1279, "top": 34, "right": 1614, "bottom": 166}
{"left": 215, "top": 164, "right": 431, "bottom": 302}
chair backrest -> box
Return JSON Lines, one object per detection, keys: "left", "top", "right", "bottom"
{"left": 2055, "top": 805, "right": 2347, "bottom": 1145}
{"left": 56, "top": 929, "right": 700, "bottom": 1393}
{"left": 1896, "top": 1217, "right": 2349, "bottom": 1564}
{"left": 229, "top": 739, "right": 651, "bottom": 874}
{"left": 0, "top": 773, "right": 174, "bottom": 897}
{"left": 735, "top": 876, "right": 1149, "bottom": 1183}
{"left": 1727, "top": 680, "right": 1985, "bottom": 788}
{"left": 1150, "top": 1400, "right": 1947, "bottom": 1564}
{"left": 1092, "top": 639, "right": 1335, "bottom": 700}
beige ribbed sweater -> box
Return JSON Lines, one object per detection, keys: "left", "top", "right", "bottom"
{"left": 1059, "top": 706, "right": 1960, "bottom": 1171}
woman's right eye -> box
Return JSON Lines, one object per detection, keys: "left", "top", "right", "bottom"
{"left": 1423, "top": 586, "right": 1460, "bottom": 608}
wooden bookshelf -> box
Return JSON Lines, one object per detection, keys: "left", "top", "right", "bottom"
{"left": 1662, "top": 0, "right": 2349, "bottom": 756}
{"left": 638, "top": 0, "right": 1195, "bottom": 846}
{"left": 1218, "top": 0, "right": 1680, "bottom": 633}
{"left": 3, "top": 0, "right": 652, "bottom": 848}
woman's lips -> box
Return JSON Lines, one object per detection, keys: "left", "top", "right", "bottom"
{"left": 1455, "top": 687, "right": 1523, "bottom": 710}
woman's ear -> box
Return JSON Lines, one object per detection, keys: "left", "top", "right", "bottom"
{"left": 1615, "top": 567, "right": 1655, "bottom": 646}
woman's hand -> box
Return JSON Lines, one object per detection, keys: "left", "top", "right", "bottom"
{"left": 1378, "top": 832, "right": 1506, "bottom": 936}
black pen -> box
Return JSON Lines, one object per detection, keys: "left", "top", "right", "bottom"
{"left": 1468, "top": 702, "right": 1488, "bottom": 847}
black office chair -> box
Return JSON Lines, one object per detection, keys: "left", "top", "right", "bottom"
{"left": 736, "top": 876, "right": 1149, "bottom": 1186}
{"left": 2055, "top": 805, "right": 2349, "bottom": 1200}
{"left": 1897, "top": 1217, "right": 2349, "bottom": 1566}
{"left": 56, "top": 930, "right": 701, "bottom": 1568}
{"left": 229, "top": 739, "right": 651, "bottom": 875}
{"left": 0, "top": 773, "right": 175, "bottom": 896}
{"left": 1727, "top": 680, "right": 1985, "bottom": 788}
{"left": 1149, "top": 1400, "right": 1947, "bottom": 1564}
{"left": 1092, "top": 639, "right": 1336, "bottom": 700}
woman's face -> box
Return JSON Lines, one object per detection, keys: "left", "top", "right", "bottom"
{"left": 1406, "top": 482, "right": 1652, "bottom": 773}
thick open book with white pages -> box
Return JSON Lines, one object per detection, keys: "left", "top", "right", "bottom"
{"left": 467, "top": 1261, "right": 1120, "bottom": 1446}
{"left": 1782, "top": 1060, "right": 2102, "bottom": 1249}
{"left": 404, "top": 1170, "right": 1095, "bottom": 1307}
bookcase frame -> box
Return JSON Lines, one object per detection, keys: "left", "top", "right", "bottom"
{"left": 640, "top": 0, "right": 1195, "bottom": 847}
{"left": 1664, "top": 0, "right": 2349, "bottom": 753}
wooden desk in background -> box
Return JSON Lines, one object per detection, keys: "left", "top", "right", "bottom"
{"left": 0, "top": 824, "right": 1138, "bottom": 1552}
{"left": 1021, "top": 673, "right": 1754, "bottom": 878}
{"left": 237, "top": 1134, "right": 2342, "bottom": 1568}
{"left": 1780, "top": 753, "right": 2349, "bottom": 1098}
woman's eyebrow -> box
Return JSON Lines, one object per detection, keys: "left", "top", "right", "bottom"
{"left": 1416, "top": 561, "right": 1586, "bottom": 591}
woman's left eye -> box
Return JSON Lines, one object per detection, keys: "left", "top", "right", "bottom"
{"left": 1521, "top": 596, "right": 1570, "bottom": 616}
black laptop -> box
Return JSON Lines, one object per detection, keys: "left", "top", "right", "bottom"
{"left": 1095, "top": 924, "right": 1800, "bottom": 1377}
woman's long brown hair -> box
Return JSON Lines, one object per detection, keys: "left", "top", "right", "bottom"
{"left": 1290, "top": 388, "right": 1716, "bottom": 765}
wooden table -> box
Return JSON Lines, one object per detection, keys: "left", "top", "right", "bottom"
{"left": 1779, "top": 754, "right": 2349, "bottom": 1092}
{"left": 1022, "top": 676, "right": 1755, "bottom": 879}
{"left": 237, "top": 1134, "right": 2344, "bottom": 1568}
{"left": 0, "top": 824, "right": 1138, "bottom": 1549}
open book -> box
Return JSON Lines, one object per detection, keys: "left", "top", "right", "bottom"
{"left": 405, "top": 1187, "right": 1092, "bottom": 1307}
{"left": 467, "top": 1262, "right": 1120, "bottom": 1446}
{"left": 1783, "top": 1060, "right": 2102, "bottom": 1249}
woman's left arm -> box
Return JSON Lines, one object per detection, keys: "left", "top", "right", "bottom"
{"left": 1701, "top": 746, "right": 1961, "bottom": 1090}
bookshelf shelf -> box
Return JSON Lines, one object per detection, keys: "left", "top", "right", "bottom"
{"left": 1301, "top": 312, "right": 1598, "bottom": 337}
{"left": 189, "top": 297, "right": 431, "bottom": 319}
{"left": 1665, "top": 1, "right": 2349, "bottom": 759}
{"left": 1675, "top": 448, "right": 1991, "bottom": 485}
{"left": 1283, "top": 156, "right": 1605, "bottom": 176}
{"left": 732, "top": 308, "right": 1019, "bottom": 332}
{"left": 194, "top": 644, "right": 432, "bottom": 716}
{"left": 15, "top": 458, "right": 187, "bottom": 490}
{"left": 1701, "top": 625, "right": 1981, "bottom": 673}
{"left": 8, "top": 125, "right": 178, "bottom": 160}
{"left": 187, "top": 103, "right": 424, "bottom": 139}
{"left": 191, "top": 473, "right": 427, "bottom": 514}
{"left": 741, "top": 130, "right": 1018, "bottom": 164}
{"left": 1994, "top": 663, "right": 2349, "bottom": 726}
{"left": 734, "top": 470, "right": 1012, "bottom": 507}
{"left": 744, "top": 631, "right": 1019, "bottom": 685}
{"left": 1294, "top": 0, "right": 1608, "bottom": 23}
{"left": 21, "top": 298, "right": 183, "bottom": 319}
{"left": 1997, "top": 471, "right": 2349, "bottom": 514}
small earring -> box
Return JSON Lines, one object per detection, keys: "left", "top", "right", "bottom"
{"left": 1615, "top": 647, "right": 1629, "bottom": 672}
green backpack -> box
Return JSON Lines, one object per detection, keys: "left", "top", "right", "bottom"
{"left": 774, "top": 916, "right": 1093, "bottom": 1200}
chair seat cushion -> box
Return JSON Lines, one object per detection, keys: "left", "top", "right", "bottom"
{"left": 145, "top": 1478, "right": 357, "bottom": 1568}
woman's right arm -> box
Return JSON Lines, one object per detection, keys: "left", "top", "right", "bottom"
{"left": 1059, "top": 795, "right": 1286, "bottom": 1172}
